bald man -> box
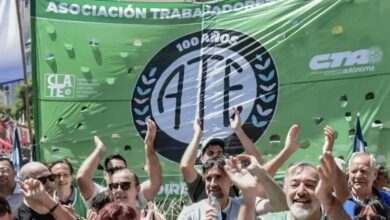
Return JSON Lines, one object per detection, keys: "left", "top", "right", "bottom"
{"left": 13, "top": 162, "right": 77, "bottom": 220}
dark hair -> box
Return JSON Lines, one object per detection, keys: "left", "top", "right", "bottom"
{"left": 202, "top": 138, "right": 225, "bottom": 156}
{"left": 377, "top": 166, "right": 389, "bottom": 182}
{"left": 48, "top": 158, "right": 74, "bottom": 174}
{"left": 97, "top": 202, "right": 137, "bottom": 220}
{"left": 202, "top": 154, "right": 226, "bottom": 175}
{"left": 0, "top": 195, "right": 11, "bottom": 216}
{"left": 112, "top": 169, "right": 140, "bottom": 187}
{"left": 0, "top": 157, "right": 14, "bottom": 169}
{"left": 104, "top": 154, "right": 127, "bottom": 170}
{"left": 354, "top": 198, "right": 389, "bottom": 220}
{"left": 91, "top": 191, "right": 114, "bottom": 212}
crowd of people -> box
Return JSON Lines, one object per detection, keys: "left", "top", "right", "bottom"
{"left": 0, "top": 110, "right": 389, "bottom": 220}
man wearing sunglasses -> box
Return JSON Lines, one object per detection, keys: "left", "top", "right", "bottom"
{"left": 13, "top": 162, "right": 77, "bottom": 220}
{"left": 77, "top": 119, "right": 162, "bottom": 211}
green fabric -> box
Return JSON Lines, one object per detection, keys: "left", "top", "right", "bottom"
{"left": 74, "top": 187, "right": 87, "bottom": 218}
{"left": 260, "top": 211, "right": 329, "bottom": 220}
{"left": 260, "top": 211, "right": 288, "bottom": 220}
{"left": 31, "top": 0, "right": 390, "bottom": 200}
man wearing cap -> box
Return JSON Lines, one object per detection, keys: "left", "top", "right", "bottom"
{"left": 180, "top": 109, "right": 263, "bottom": 202}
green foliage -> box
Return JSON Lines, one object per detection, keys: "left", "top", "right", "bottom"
{"left": 11, "top": 79, "right": 33, "bottom": 121}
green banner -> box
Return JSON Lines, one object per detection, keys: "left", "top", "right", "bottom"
{"left": 32, "top": 0, "right": 390, "bottom": 198}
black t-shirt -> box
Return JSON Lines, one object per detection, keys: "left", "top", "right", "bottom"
{"left": 13, "top": 202, "right": 55, "bottom": 220}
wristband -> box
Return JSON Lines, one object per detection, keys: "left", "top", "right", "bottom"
{"left": 49, "top": 202, "right": 59, "bottom": 214}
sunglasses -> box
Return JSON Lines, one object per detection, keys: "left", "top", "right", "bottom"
{"left": 108, "top": 181, "right": 131, "bottom": 191}
{"left": 105, "top": 167, "right": 125, "bottom": 175}
{"left": 37, "top": 174, "right": 55, "bottom": 184}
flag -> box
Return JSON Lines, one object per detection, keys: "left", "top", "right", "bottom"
{"left": 352, "top": 114, "right": 365, "bottom": 153}
{"left": 11, "top": 128, "right": 22, "bottom": 172}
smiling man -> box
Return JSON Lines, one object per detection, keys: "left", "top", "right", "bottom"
{"left": 261, "top": 158, "right": 350, "bottom": 220}
{"left": 76, "top": 119, "right": 162, "bottom": 211}
{"left": 344, "top": 152, "right": 390, "bottom": 219}
{"left": 109, "top": 169, "right": 140, "bottom": 210}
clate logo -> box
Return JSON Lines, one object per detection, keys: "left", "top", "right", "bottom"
{"left": 45, "top": 74, "right": 75, "bottom": 98}
{"left": 131, "top": 29, "right": 278, "bottom": 162}
{"left": 309, "top": 47, "right": 383, "bottom": 75}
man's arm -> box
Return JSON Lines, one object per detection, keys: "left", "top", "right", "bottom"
{"left": 237, "top": 196, "right": 256, "bottom": 220}
{"left": 141, "top": 119, "right": 163, "bottom": 201}
{"left": 322, "top": 126, "right": 350, "bottom": 203}
{"left": 316, "top": 152, "right": 352, "bottom": 220}
{"left": 263, "top": 124, "right": 300, "bottom": 177}
{"left": 20, "top": 179, "right": 77, "bottom": 220}
{"left": 76, "top": 136, "right": 104, "bottom": 201}
{"left": 180, "top": 118, "right": 202, "bottom": 183}
{"left": 225, "top": 155, "right": 288, "bottom": 215}
{"left": 231, "top": 108, "right": 263, "bottom": 164}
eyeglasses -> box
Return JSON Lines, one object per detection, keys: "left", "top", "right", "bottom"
{"left": 36, "top": 174, "right": 55, "bottom": 184}
{"left": 105, "top": 167, "right": 125, "bottom": 175}
{"left": 0, "top": 168, "right": 11, "bottom": 175}
{"left": 108, "top": 181, "right": 131, "bottom": 191}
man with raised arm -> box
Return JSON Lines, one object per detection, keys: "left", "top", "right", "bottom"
{"left": 258, "top": 152, "right": 351, "bottom": 220}
{"left": 225, "top": 154, "right": 288, "bottom": 217}
{"left": 180, "top": 108, "right": 263, "bottom": 202}
{"left": 13, "top": 162, "right": 78, "bottom": 220}
{"left": 76, "top": 119, "right": 162, "bottom": 210}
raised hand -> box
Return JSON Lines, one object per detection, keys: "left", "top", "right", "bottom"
{"left": 19, "top": 178, "right": 50, "bottom": 214}
{"left": 224, "top": 155, "right": 259, "bottom": 194}
{"left": 193, "top": 117, "right": 202, "bottom": 135}
{"left": 323, "top": 126, "right": 336, "bottom": 153}
{"left": 229, "top": 107, "right": 242, "bottom": 131}
{"left": 144, "top": 119, "right": 157, "bottom": 147}
{"left": 94, "top": 135, "right": 105, "bottom": 154}
{"left": 315, "top": 151, "right": 337, "bottom": 215}
{"left": 284, "top": 124, "right": 300, "bottom": 152}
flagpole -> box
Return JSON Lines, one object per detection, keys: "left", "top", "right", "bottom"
{"left": 15, "top": 0, "right": 34, "bottom": 154}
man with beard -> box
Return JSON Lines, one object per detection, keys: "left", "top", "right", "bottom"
{"left": 178, "top": 154, "right": 286, "bottom": 220}
{"left": 344, "top": 152, "right": 390, "bottom": 219}
{"left": 260, "top": 152, "right": 350, "bottom": 220}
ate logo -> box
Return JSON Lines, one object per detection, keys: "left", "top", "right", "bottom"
{"left": 131, "top": 29, "right": 278, "bottom": 162}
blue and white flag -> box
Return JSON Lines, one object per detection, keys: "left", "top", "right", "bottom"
{"left": 11, "top": 128, "right": 22, "bottom": 172}
{"left": 352, "top": 114, "right": 365, "bottom": 153}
